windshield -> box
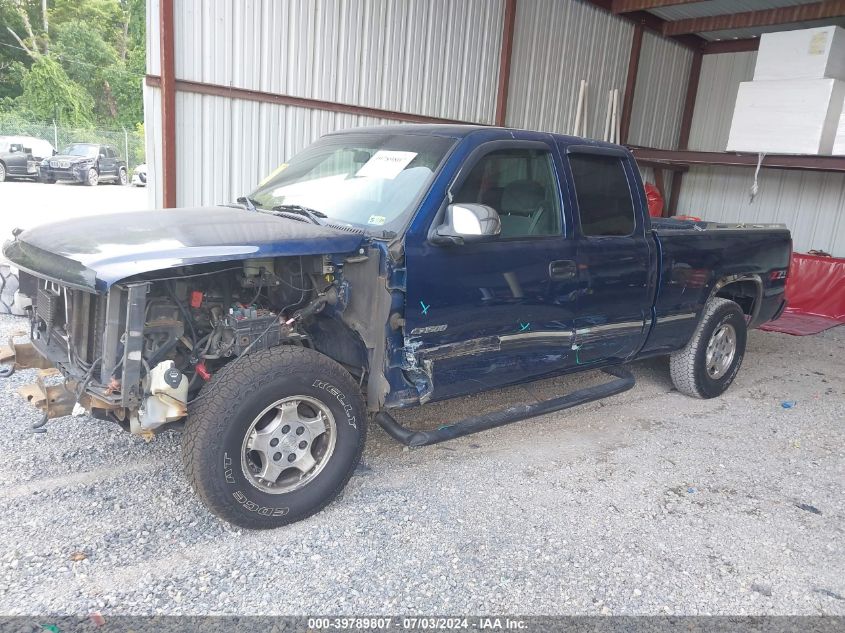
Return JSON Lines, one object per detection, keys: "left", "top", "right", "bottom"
{"left": 249, "top": 133, "right": 455, "bottom": 231}
{"left": 62, "top": 144, "right": 98, "bottom": 158}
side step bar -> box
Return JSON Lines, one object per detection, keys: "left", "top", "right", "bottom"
{"left": 374, "top": 366, "right": 635, "bottom": 447}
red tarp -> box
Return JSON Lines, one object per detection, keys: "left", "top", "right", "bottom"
{"left": 760, "top": 253, "right": 845, "bottom": 335}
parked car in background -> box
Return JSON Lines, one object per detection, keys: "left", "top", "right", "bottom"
{"left": 7, "top": 135, "right": 55, "bottom": 162}
{"left": 0, "top": 138, "right": 38, "bottom": 182}
{"left": 40, "top": 143, "right": 128, "bottom": 186}
{"left": 131, "top": 163, "right": 147, "bottom": 187}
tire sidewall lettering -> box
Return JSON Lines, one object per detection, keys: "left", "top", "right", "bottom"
{"left": 312, "top": 379, "right": 357, "bottom": 429}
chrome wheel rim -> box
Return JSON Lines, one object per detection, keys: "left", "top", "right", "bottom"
{"left": 240, "top": 395, "right": 336, "bottom": 495}
{"left": 705, "top": 323, "right": 736, "bottom": 379}
{"left": 88, "top": 168, "right": 98, "bottom": 185}
{"left": 119, "top": 169, "right": 127, "bottom": 185}
{"left": 0, "top": 164, "right": 5, "bottom": 181}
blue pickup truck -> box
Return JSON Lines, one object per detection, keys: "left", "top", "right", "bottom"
{"left": 1, "top": 125, "right": 791, "bottom": 528}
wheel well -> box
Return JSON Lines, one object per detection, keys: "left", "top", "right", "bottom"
{"left": 715, "top": 279, "right": 759, "bottom": 317}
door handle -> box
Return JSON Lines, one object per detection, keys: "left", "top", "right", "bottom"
{"left": 549, "top": 259, "right": 577, "bottom": 280}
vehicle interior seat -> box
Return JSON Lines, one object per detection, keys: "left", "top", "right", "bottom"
{"left": 499, "top": 179, "right": 550, "bottom": 236}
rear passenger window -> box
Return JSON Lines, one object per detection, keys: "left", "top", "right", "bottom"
{"left": 568, "top": 154, "right": 636, "bottom": 237}
{"left": 453, "top": 148, "right": 560, "bottom": 238}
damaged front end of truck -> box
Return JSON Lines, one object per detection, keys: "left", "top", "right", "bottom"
{"left": 0, "top": 205, "right": 425, "bottom": 436}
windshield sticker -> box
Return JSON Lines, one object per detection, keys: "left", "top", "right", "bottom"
{"left": 355, "top": 150, "right": 417, "bottom": 180}
{"left": 259, "top": 162, "right": 288, "bottom": 186}
{"left": 367, "top": 215, "right": 386, "bottom": 226}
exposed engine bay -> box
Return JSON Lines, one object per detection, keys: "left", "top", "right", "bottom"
{"left": 12, "top": 254, "right": 361, "bottom": 435}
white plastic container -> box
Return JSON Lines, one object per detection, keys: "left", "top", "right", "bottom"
{"left": 726, "top": 78, "right": 845, "bottom": 155}
{"left": 754, "top": 26, "right": 845, "bottom": 82}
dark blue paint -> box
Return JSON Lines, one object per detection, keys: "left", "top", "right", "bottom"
{"left": 3, "top": 206, "right": 364, "bottom": 291}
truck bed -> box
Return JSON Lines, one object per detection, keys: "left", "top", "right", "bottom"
{"left": 640, "top": 219, "right": 792, "bottom": 357}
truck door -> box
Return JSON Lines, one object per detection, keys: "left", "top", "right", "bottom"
{"left": 403, "top": 139, "right": 580, "bottom": 402}
{"left": 564, "top": 146, "right": 653, "bottom": 364}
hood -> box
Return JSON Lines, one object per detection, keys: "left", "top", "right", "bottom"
{"left": 2, "top": 206, "right": 365, "bottom": 292}
{"left": 49, "top": 154, "right": 94, "bottom": 163}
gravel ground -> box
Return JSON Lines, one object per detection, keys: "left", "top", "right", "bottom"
{"left": 0, "top": 313, "right": 842, "bottom": 616}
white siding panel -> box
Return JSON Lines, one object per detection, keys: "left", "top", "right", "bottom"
{"left": 506, "top": 0, "right": 634, "bottom": 138}
{"left": 143, "top": 83, "right": 163, "bottom": 209}
{"left": 175, "top": 92, "right": 394, "bottom": 207}
{"left": 688, "top": 51, "right": 757, "bottom": 152}
{"left": 677, "top": 165, "right": 845, "bottom": 256}
{"left": 146, "top": 0, "right": 160, "bottom": 75}
{"left": 627, "top": 32, "right": 692, "bottom": 149}
{"left": 173, "top": 0, "right": 503, "bottom": 124}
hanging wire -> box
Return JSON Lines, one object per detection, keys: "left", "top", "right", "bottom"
{"left": 749, "top": 152, "right": 765, "bottom": 204}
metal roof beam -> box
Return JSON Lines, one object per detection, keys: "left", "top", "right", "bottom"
{"left": 611, "top": 0, "right": 708, "bottom": 14}
{"left": 584, "top": 0, "right": 708, "bottom": 49}
{"left": 662, "top": 0, "right": 845, "bottom": 36}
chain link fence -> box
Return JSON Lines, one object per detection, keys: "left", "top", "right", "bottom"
{"left": 0, "top": 118, "right": 145, "bottom": 169}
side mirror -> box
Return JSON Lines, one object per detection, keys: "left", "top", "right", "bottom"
{"left": 432, "top": 203, "right": 501, "bottom": 245}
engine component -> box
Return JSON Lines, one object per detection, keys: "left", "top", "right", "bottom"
{"left": 241, "top": 258, "right": 280, "bottom": 288}
{"left": 227, "top": 311, "right": 281, "bottom": 355}
{"left": 135, "top": 360, "right": 188, "bottom": 432}
{"left": 35, "top": 288, "right": 61, "bottom": 331}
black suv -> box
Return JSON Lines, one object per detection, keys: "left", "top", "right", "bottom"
{"left": 41, "top": 143, "right": 128, "bottom": 186}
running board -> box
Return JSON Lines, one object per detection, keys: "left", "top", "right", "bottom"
{"left": 374, "top": 366, "right": 635, "bottom": 447}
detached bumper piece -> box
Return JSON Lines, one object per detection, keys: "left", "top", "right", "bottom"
{"left": 374, "top": 366, "right": 635, "bottom": 447}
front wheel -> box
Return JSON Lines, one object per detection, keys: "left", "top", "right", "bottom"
{"left": 0, "top": 162, "right": 6, "bottom": 182}
{"left": 182, "top": 346, "right": 367, "bottom": 529}
{"left": 670, "top": 298, "right": 747, "bottom": 399}
{"left": 84, "top": 167, "right": 99, "bottom": 186}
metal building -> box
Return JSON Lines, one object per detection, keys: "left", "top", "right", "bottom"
{"left": 144, "top": 0, "right": 845, "bottom": 255}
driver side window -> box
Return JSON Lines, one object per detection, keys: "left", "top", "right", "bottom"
{"left": 453, "top": 148, "right": 561, "bottom": 238}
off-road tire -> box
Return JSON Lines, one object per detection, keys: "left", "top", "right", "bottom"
{"left": 670, "top": 298, "right": 747, "bottom": 399}
{"left": 182, "top": 346, "right": 366, "bottom": 529}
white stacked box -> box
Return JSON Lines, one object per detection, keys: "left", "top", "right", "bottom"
{"left": 753, "top": 26, "right": 845, "bottom": 81}
{"left": 727, "top": 79, "right": 845, "bottom": 155}
{"left": 726, "top": 26, "right": 845, "bottom": 156}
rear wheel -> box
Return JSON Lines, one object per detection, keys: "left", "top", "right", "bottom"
{"left": 182, "top": 346, "right": 366, "bottom": 529}
{"left": 670, "top": 298, "right": 747, "bottom": 399}
{"left": 116, "top": 167, "right": 128, "bottom": 185}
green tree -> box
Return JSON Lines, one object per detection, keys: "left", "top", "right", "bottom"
{"left": 18, "top": 55, "right": 93, "bottom": 125}
{"left": 0, "top": 0, "right": 145, "bottom": 128}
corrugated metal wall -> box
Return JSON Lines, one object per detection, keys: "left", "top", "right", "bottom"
{"left": 679, "top": 51, "right": 845, "bottom": 256}
{"left": 627, "top": 32, "right": 692, "bottom": 150}
{"left": 174, "top": 0, "right": 503, "bottom": 123}
{"left": 687, "top": 51, "right": 757, "bottom": 152}
{"left": 146, "top": 0, "right": 698, "bottom": 209}
{"left": 506, "top": 0, "right": 633, "bottom": 138}
{"left": 167, "top": 0, "right": 505, "bottom": 206}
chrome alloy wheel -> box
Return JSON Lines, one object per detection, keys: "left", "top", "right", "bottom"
{"left": 87, "top": 167, "right": 99, "bottom": 185}
{"left": 705, "top": 323, "right": 736, "bottom": 380}
{"left": 240, "top": 396, "right": 336, "bottom": 494}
